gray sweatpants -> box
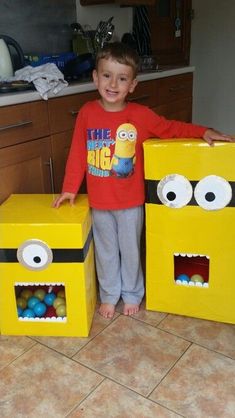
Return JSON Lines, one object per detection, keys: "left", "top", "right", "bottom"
{"left": 92, "top": 206, "right": 144, "bottom": 305}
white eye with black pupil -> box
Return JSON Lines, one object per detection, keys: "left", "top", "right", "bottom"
{"left": 194, "top": 175, "right": 232, "bottom": 210}
{"left": 157, "top": 174, "right": 193, "bottom": 208}
{"left": 128, "top": 131, "right": 136, "bottom": 141}
{"left": 118, "top": 130, "right": 128, "bottom": 141}
{"left": 17, "top": 240, "right": 53, "bottom": 271}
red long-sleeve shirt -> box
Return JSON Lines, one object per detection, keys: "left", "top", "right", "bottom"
{"left": 62, "top": 100, "right": 206, "bottom": 210}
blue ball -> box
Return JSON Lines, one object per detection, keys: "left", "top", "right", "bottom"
{"left": 22, "top": 308, "right": 35, "bottom": 318}
{"left": 17, "top": 307, "right": 23, "bottom": 317}
{"left": 44, "top": 292, "right": 56, "bottom": 306}
{"left": 176, "top": 273, "right": 190, "bottom": 282}
{"left": 28, "top": 296, "right": 40, "bottom": 309}
{"left": 33, "top": 302, "right": 47, "bottom": 317}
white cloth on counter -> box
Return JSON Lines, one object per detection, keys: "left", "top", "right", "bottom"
{"left": 14, "top": 63, "right": 68, "bottom": 100}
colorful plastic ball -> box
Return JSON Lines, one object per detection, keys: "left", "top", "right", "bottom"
{"left": 57, "top": 289, "right": 65, "bottom": 299}
{"left": 45, "top": 306, "right": 57, "bottom": 318}
{"left": 176, "top": 274, "right": 190, "bottom": 282}
{"left": 56, "top": 304, "right": 66, "bottom": 317}
{"left": 17, "top": 307, "right": 23, "bottom": 317}
{"left": 20, "top": 289, "right": 33, "bottom": 300}
{"left": 44, "top": 292, "right": 56, "bottom": 306}
{"left": 27, "top": 296, "right": 40, "bottom": 309}
{"left": 33, "top": 302, "right": 47, "bottom": 317}
{"left": 16, "top": 297, "right": 27, "bottom": 309}
{"left": 53, "top": 297, "right": 65, "bottom": 309}
{"left": 22, "top": 308, "right": 35, "bottom": 318}
{"left": 190, "top": 274, "right": 204, "bottom": 283}
{"left": 34, "top": 289, "right": 46, "bottom": 301}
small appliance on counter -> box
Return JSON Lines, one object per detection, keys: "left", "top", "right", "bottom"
{"left": 0, "top": 34, "right": 25, "bottom": 78}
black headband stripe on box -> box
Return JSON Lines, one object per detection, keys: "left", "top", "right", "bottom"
{"left": 0, "top": 229, "right": 93, "bottom": 263}
{"left": 145, "top": 180, "right": 235, "bottom": 207}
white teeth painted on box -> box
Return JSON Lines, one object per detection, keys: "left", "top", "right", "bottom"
{"left": 176, "top": 281, "right": 209, "bottom": 288}
{"left": 15, "top": 282, "right": 65, "bottom": 286}
{"left": 19, "top": 317, "right": 67, "bottom": 323}
{"left": 174, "top": 253, "right": 210, "bottom": 259}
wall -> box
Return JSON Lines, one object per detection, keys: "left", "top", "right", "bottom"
{"left": 191, "top": 0, "right": 235, "bottom": 134}
{"left": 76, "top": 2, "right": 133, "bottom": 41}
{"left": 0, "top": 0, "right": 76, "bottom": 54}
{"left": 0, "top": 0, "right": 132, "bottom": 54}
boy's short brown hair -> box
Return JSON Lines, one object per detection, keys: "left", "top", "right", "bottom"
{"left": 95, "top": 42, "right": 140, "bottom": 78}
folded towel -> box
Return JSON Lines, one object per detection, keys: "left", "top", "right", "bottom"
{"left": 15, "top": 63, "right": 68, "bottom": 100}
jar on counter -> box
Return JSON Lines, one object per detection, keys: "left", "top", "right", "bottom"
{"left": 71, "top": 23, "right": 93, "bottom": 56}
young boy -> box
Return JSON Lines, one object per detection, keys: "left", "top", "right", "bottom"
{"left": 53, "top": 42, "right": 233, "bottom": 319}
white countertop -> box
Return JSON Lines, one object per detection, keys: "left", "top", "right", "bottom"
{"left": 0, "top": 66, "right": 195, "bottom": 107}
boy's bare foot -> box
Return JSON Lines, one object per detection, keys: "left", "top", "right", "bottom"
{"left": 123, "top": 303, "right": 139, "bottom": 316}
{"left": 99, "top": 303, "right": 115, "bottom": 319}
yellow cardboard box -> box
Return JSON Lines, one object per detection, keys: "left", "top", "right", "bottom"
{"left": 0, "top": 194, "right": 96, "bottom": 336}
{"left": 144, "top": 139, "right": 235, "bottom": 324}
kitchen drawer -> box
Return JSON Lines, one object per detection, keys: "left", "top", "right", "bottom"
{"left": 48, "top": 91, "right": 98, "bottom": 134}
{"left": 153, "top": 97, "right": 192, "bottom": 122}
{"left": 0, "top": 101, "right": 49, "bottom": 149}
{"left": 128, "top": 80, "right": 157, "bottom": 108}
{"left": 156, "top": 73, "right": 193, "bottom": 105}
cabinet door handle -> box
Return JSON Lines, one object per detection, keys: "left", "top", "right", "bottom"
{"left": 0, "top": 120, "right": 33, "bottom": 132}
{"left": 70, "top": 110, "right": 79, "bottom": 116}
{"left": 44, "top": 157, "right": 55, "bottom": 194}
{"left": 128, "top": 94, "right": 150, "bottom": 102}
{"left": 169, "top": 85, "right": 186, "bottom": 92}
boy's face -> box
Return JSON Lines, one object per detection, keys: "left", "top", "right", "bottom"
{"left": 92, "top": 57, "right": 138, "bottom": 111}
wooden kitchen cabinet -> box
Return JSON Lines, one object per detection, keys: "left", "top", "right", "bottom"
{"left": 130, "top": 72, "right": 192, "bottom": 121}
{"left": 148, "top": 0, "right": 192, "bottom": 65}
{"left": 0, "top": 101, "right": 52, "bottom": 204}
{"left": 0, "top": 101, "right": 49, "bottom": 148}
{"left": 48, "top": 90, "right": 98, "bottom": 135}
{"left": 153, "top": 72, "right": 193, "bottom": 121}
{"left": 0, "top": 137, "right": 52, "bottom": 204}
{"left": 50, "top": 132, "right": 72, "bottom": 193}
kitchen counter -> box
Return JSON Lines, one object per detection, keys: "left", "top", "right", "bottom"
{"left": 0, "top": 66, "right": 195, "bottom": 107}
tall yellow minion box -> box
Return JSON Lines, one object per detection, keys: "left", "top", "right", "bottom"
{"left": 144, "top": 139, "right": 235, "bottom": 324}
{"left": 0, "top": 194, "right": 96, "bottom": 337}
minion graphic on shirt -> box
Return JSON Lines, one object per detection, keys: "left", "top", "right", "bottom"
{"left": 87, "top": 123, "right": 137, "bottom": 178}
{"left": 111, "top": 123, "right": 137, "bottom": 177}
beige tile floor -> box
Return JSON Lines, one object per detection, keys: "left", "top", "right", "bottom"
{"left": 0, "top": 301, "right": 235, "bottom": 418}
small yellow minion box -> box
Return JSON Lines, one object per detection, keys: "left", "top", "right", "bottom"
{"left": 144, "top": 139, "right": 235, "bottom": 324}
{"left": 0, "top": 194, "right": 96, "bottom": 336}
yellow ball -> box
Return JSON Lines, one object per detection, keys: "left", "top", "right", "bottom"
{"left": 56, "top": 304, "right": 66, "bottom": 317}
{"left": 53, "top": 297, "right": 65, "bottom": 309}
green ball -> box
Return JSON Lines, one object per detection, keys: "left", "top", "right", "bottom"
{"left": 34, "top": 289, "right": 46, "bottom": 301}
{"left": 190, "top": 274, "right": 204, "bottom": 283}
{"left": 56, "top": 304, "right": 66, "bottom": 317}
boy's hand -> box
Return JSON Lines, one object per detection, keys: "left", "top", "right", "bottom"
{"left": 203, "top": 128, "right": 235, "bottom": 146}
{"left": 52, "top": 192, "right": 76, "bottom": 208}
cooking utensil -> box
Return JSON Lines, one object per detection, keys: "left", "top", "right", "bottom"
{"left": 0, "top": 80, "right": 34, "bottom": 94}
{"left": 94, "top": 17, "right": 114, "bottom": 51}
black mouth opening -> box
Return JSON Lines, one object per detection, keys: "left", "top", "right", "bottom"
{"left": 174, "top": 254, "right": 209, "bottom": 286}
